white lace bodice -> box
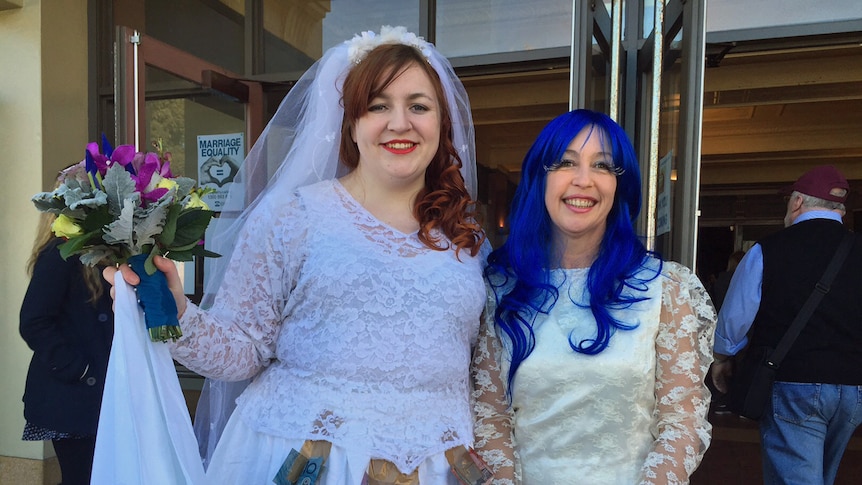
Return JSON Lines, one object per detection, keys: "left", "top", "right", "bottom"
{"left": 170, "top": 179, "right": 487, "bottom": 473}
{"left": 472, "top": 260, "right": 716, "bottom": 485}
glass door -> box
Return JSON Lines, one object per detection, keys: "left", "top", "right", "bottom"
{"left": 572, "top": 0, "right": 706, "bottom": 268}
{"left": 115, "top": 26, "right": 265, "bottom": 301}
{"left": 570, "top": 0, "right": 621, "bottom": 118}
{"left": 641, "top": 0, "right": 707, "bottom": 267}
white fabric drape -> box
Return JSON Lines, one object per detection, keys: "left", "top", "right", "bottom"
{"left": 90, "top": 272, "right": 205, "bottom": 485}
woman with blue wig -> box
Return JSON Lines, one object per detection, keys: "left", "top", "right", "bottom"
{"left": 471, "top": 109, "right": 716, "bottom": 484}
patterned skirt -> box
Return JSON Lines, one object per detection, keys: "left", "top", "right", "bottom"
{"left": 22, "top": 422, "right": 90, "bottom": 441}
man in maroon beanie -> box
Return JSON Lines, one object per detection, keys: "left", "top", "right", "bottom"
{"left": 711, "top": 165, "right": 861, "bottom": 484}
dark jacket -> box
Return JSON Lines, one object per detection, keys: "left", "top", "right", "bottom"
{"left": 751, "top": 218, "right": 862, "bottom": 385}
{"left": 20, "top": 239, "right": 114, "bottom": 436}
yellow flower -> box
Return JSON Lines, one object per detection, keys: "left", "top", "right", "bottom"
{"left": 52, "top": 214, "right": 84, "bottom": 238}
{"left": 155, "top": 177, "right": 178, "bottom": 192}
{"left": 185, "top": 192, "right": 210, "bottom": 210}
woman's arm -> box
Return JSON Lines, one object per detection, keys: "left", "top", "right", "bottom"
{"left": 638, "top": 263, "right": 717, "bottom": 484}
{"left": 169, "top": 195, "right": 306, "bottom": 381}
{"left": 471, "top": 290, "right": 518, "bottom": 485}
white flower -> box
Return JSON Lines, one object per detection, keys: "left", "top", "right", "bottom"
{"left": 346, "top": 25, "right": 432, "bottom": 64}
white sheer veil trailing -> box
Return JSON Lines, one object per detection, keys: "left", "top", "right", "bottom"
{"left": 192, "top": 26, "right": 478, "bottom": 466}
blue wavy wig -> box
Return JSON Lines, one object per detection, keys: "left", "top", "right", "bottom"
{"left": 486, "top": 109, "right": 661, "bottom": 395}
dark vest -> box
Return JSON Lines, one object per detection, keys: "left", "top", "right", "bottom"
{"left": 751, "top": 217, "right": 862, "bottom": 384}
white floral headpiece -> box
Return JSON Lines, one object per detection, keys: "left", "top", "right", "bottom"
{"left": 346, "top": 25, "right": 433, "bottom": 64}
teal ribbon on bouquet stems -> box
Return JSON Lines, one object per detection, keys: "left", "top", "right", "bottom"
{"left": 128, "top": 254, "right": 182, "bottom": 342}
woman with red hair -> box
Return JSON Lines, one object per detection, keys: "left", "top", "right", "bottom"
{"left": 108, "top": 26, "right": 491, "bottom": 484}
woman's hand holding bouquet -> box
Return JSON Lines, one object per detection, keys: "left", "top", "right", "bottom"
{"left": 32, "top": 137, "right": 219, "bottom": 341}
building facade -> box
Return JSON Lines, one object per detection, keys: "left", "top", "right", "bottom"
{"left": 1, "top": 1, "right": 861, "bottom": 483}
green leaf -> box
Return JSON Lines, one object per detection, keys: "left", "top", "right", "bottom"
{"left": 164, "top": 245, "right": 221, "bottom": 263}
{"left": 190, "top": 246, "right": 221, "bottom": 258}
{"left": 172, "top": 177, "right": 196, "bottom": 200}
{"left": 166, "top": 240, "right": 201, "bottom": 253}
{"left": 159, "top": 204, "right": 182, "bottom": 247}
{"left": 32, "top": 193, "right": 68, "bottom": 213}
{"left": 201, "top": 249, "right": 222, "bottom": 258}
{"left": 78, "top": 246, "right": 120, "bottom": 267}
{"left": 102, "top": 199, "right": 136, "bottom": 248}
{"left": 172, "top": 209, "right": 214, "bottom": 246}
{"left": 134, "top": 204, "right": 169, "bottom": 253}
{"left": 67, "top": 189, "right": 108, "bottom": 212}
{"left": 58, "top": 230, "right": 103, "bottom": 260}
{"left": 144, "top": 248, "right": 159, "bottom": 275}
{"left": 165, "top": 250, "right": 195, "bottom": 262}
{"left": 101, "top": 165, "right": 138, "bottom": 216}
{"left": 78, "top": 204, "right": 114, "bottom": 233}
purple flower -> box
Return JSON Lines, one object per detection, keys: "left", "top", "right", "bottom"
{"left": 83, "top": 137, "right": 177, "bottom": 205}
{"left": 133, "top": 152, "right": 171, "bottom": 203}
{"left": 86, "top": 141, "right": 137, "bottom": 176}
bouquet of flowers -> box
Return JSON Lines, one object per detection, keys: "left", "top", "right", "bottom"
{"left": 32, "top": 136, "right": 220, "bottom": 342}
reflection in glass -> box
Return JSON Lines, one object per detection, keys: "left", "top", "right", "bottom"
{"left": 653, "top": 22, "right": 683, "bottom": 257}
{"left": 144, "top": 66, "right": 245, "bottom": 182}
{"left": 262, "top": 0, "right": 419, "bottom": 74}
{"left": 320, "top": 0, "right": 418, "bottom": 50}
{"left": 643, "top": 0, "right": 656, "bottom": 38}
{"left": 707, "top": 0, "right": 862, "bottom": 34}
{"left": 437, "top": 0, "right": 572, "bottom": 57}
{"left": 146, "top": 0, "right": 245, "bottom": 74}
{"left": 590, "top": 32, "right": 610, "bottom": 114}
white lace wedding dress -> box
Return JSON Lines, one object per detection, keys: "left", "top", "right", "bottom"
{"left": 169, "top": 179, "right": 487, "bottom": 484}
{"left": 473, "top": 260, "right": 716, "bottom": 485}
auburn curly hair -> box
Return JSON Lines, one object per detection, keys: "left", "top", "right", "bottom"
{"left": 338, "top": 43, "right": 484, "bottom": 257}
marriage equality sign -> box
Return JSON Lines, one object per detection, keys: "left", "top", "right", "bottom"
{"left": 197, "top": 133, "right": 244, "bottom": 212}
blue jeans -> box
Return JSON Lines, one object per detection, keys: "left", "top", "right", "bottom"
{"left": 760, "top": 381, "right": 862, "bottom": 485}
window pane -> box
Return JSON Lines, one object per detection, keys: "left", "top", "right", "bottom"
{"left": 145, "top": 0, "right": 245, "bottom": 74}
{"left": 436, "top": 0, "right": 573, "bottom": 57}
{"left": 144, "top": 66, "right": 246, "bottom": 180}
{"left": 263, "top": 0, "right": 419, "bottom": 74}
{"left": 321, "top": 0, "right": 419, "bottom": 49}
{"left": 708, "top": 0, "right": 862, "bottom": 36}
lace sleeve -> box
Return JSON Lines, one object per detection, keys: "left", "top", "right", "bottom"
{"left": 639, "top": 262, "right": 716, "bottom": 484}
{"left": 170, "top": 195, "right": 305, "bottom": 381}
{"left": 471, "top": 288, "right": 518, "bottom": 485}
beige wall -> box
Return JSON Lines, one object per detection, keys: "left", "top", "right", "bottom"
{"left": 0, "top": 0, "right": 89, "bottom": 481}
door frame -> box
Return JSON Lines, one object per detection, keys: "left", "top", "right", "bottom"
{"left": 115, "top": 26, "right": 264, "bottom": 151}
{"left": 570, "top": 0, "right": 707, "bottom": 267}
{"left": 114, "top": 26, "right": 266, "bottom": 301}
